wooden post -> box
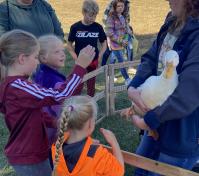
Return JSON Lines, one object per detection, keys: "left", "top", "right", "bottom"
{"left": 104, "top": 65, "right": 109, "bottom": 116}
{"left": 109, "top": 64, "right": 115, "bottom": 115}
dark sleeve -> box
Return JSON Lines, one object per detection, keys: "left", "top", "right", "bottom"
{"left": 144, "top": 39, "right": 199, "bottom": 129}
{"left": 68, "top": 24, "right": 76, "bottom": 42}
{"left": 42, "top": 0, "right": 64, "bottom": 40}
{"left": 128, "top": 39, "right": 159, "bottom": 89}
{"left": 0, "top": 2, "right": 9, "bottom": 36}
{"left": 98, "top": 24, "right": 107, "bottom": 43}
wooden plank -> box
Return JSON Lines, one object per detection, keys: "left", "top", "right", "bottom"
{"left": 105, "top": 65, "right": 110, "bottom": 116}
{"left": 93, "top": 91, "right": 105, "bottom": 102}
{"left": 111, "top": 60, "right": 140, "bottom": 69}
{"left": 96, "top": 115, "right": 106, "bottom": 124}
{"left": 82, "top": 66, "right": 105, "bottom": 82}
{"left": 113, "top": 85, "right": 127, "bottom": 93}
{"left": 109, "top": 64, "right": 115, "bottom": 115}
{"left": 104, "top": 145, "right": 199, "bottom": 176}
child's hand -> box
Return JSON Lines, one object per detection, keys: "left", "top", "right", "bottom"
{"left": 101, "top": 128, "right": 124, "bottom": 167}
{"left": 100, "top": 128, "right": 117, "bottom": 146}
{"left": 76, "top": 45, "right": 95, "bottom": 68}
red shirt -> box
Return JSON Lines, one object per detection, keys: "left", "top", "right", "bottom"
{"left": 0, "top": 65, "right": 86, "bottom": 165}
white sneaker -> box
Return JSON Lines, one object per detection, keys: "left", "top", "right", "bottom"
{"left": 125, "top": 78, "right": 131, "bottom": 86}
{"left": 114, "top": 77, "right": 118, "bottom": 82}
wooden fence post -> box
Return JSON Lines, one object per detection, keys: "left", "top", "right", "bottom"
{"left": 104, "top": 65, "right": 110, "bottom": 116}
{"left": 109, "top": 64, "right": 115, "bottom": 115}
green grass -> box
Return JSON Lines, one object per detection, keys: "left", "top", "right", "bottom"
{"left": 0, "top": 115, "right": 16, "bottom": 176}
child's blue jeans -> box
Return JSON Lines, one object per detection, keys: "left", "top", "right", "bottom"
{"left": 110, "top": 50, "right": 129, "bottom": 80}
{"left": 134, "top": 132, "right": 199, "bottom": 176}
{"left": 101, "top": 47, "right": 111, "bottom": 66}
{"left": 127, "top": 35, "right": 133, "bottom": 61}
{"left": 12, "top": 159, "right": 52, "bottom": 176}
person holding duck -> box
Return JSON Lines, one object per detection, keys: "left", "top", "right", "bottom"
{"left": 127, "top": 0, "right": 199, "bottom": 175}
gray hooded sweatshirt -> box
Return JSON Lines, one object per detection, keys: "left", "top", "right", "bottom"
{"left": 0, "top": 0, "right": 64, "bottom": 38}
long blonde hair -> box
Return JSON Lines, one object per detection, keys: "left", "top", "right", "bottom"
{"left": 52, "top": 96, "right": 97, "bottom": 176}
{"left": 0, "top": 29, "right": 39, "bottom": 80}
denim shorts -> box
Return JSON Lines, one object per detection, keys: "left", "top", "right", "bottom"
{"left": 12, "top": 159, "right": 52, "bottom": 176}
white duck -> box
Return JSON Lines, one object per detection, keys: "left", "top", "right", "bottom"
{"left": 137, "top": 50, "right": 179, "bottom": 110}
{"left": 122, "top": 50, "right": 179, "bottom": 139}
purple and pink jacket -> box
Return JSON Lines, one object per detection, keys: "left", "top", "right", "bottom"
{"left": 0, "top": 65, "right": 85, "bottom": 165}
{"left": 33, "top": 63, "right": 66, "bottom": 145}
{"left": 105, "top": 14, "right": 130, "bottom": 50}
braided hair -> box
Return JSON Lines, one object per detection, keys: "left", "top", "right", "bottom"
{"left": 52, "top": 96, "right": 97, "bottom": 176}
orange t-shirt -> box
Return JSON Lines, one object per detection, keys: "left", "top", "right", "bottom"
{"left": 51, "top": 136, "right": 124, "bottom": 176}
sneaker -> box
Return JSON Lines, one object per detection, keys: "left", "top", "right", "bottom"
{"left": 125, "top": 78, "right": 131, "bottom": 86}
{"left": 114, "top": 77, "right": 118, "bottom": 82}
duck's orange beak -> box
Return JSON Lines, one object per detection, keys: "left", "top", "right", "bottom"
{"left": 164, "top": 62, "right": 174, "bottom": 79}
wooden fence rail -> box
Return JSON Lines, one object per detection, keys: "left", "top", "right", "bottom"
{"left": 104, "top": 145, "right": 199, "bottom": 176}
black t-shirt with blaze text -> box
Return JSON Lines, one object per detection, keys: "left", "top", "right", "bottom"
{"left": 68, "top": 21, "right": 107, "bottom": 60}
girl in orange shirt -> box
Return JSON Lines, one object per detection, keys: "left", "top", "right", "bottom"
{"left": 52, "top": 95, "right": 124, "bottom": 176}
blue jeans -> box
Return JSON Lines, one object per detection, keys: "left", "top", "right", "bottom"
{"left": 110, "top": 50, "right": 129, "bottom": 80}
{"left": 12, "top": 159, "right": 52, "bottom": 176}
{"left": 127, "top": 35, "right": 133, "bottom": 61}
{"left": 101, "top": 47, "right": 111, "bottom": 66}
{"left": 134, "top": 132, "right": 160, "bottom": 176}
{"left": 134, "top": 132, "right": 199, "bottom": 176}
{"left": 151, "top": 153, "right": 199, "bottom": 176}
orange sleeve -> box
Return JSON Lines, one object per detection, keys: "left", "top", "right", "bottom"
{"left": 94, "top": 146, "right": 124, "bottom": 176}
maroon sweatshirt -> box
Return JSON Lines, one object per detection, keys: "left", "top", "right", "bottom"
{"left": 0, "top": 65, "right": 86, "bottom": 165}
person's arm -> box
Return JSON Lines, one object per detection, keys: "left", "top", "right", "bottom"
{"left": 143, "top": 39, "right": 199, "bottom": 130}
{"left": 67, "top": 24, "right": 78, "bottom": 60}
{"left": 98, "top": 41, "right": 107, "bottom": 62}
{"left": 94, "top": 128, "right": 124, "bottom": 176}
{"left": 0, "top": 2, "right": 9, "bottom": 36}
{"left": 100, "top": 128, "right": 124, "bottom": 167}
{"left": 128, "top": 39, "right": 159, "bottom": 89}
{"left": 42, "top": 1, "right": 64, "bottom": 39}
{"left": 98, "top": 24, "right": 107, "bottom": 62}
{"left": 11, "top": 45, "right": 95, "bottom": 108}
{"left": 127, "top": 38, "right": 159, "bottom": 113}
{"left": 66, "top": 41, "right": 78, "bottom": 60}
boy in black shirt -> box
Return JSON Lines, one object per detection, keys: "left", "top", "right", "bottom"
{"left": 67, "top": 0, "right": 107, "bottom": 97}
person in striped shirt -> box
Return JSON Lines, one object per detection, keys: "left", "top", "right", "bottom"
{"left": 0, "top": 29, "right": 95, "bottom": 176}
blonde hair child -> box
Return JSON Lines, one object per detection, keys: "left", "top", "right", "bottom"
{"left": 67, "top": 0, "right": 107, "bottom": 97}
{"left": 0, "top": 29, "right": 94, "bottom": 176}
{"left": 38, "top": 35, "right": 65, "bottom": 67}
{"left": 52, "top": 95, "right": 124, "bottom": 176}
{"left": 33, "top": 34, "right": 71, "bottom": 168}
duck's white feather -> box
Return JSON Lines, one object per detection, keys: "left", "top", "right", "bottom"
{"left": 137, "top": 50, "right": 179, "bottom": 109}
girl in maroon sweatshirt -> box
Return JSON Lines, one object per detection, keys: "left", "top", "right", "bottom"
{"left": 0, "top": 29, "right": 95, "bottom": 176}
